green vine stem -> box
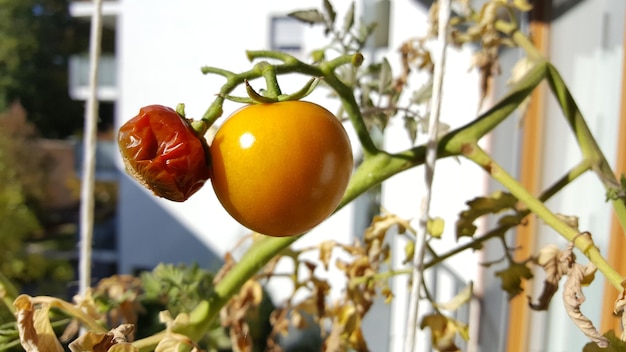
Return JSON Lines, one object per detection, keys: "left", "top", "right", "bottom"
{"left": 258, "top": 62, "right": 282, "bottom": 98}
{"left": 544, "top": 64, "right": 626, "bottom": 233}
{"left": 502, "top": 20, "right": 626, "bottom": 235}
{"left": 463, "top": 143, "right": 623, "bottom": 290}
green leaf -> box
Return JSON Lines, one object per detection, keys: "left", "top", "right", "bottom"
{"left": 427, "top": 217, "right": 445, "bottom": 238}
{"left": 410, "top": 79, "right": 433, "bottom": 105}
{"left": 456, "top": 191, "right": 518, "bottom": 239}
{"left": 379, "top": 58, "right": 393, "bottom": 93}
{"left": 323, "top": 0, "right": 337, "bottom": 26}
{"left": 355, "top": 22, "right": 377, "bottom": 46}
{"left": 402, "top": 240, "right": 415, "bottom": 265}
{"left": 495, "top": 262, "right": 533, "bottom": 300}
{"left": 342, "top": 1, "right": 355, "bottom": 34}
{"left": 583, "top": 330, "right": 626, "bottom": 351}
{"left": 288, "top": 9, "right": 325, "bottom": 25}
{"left": 404, "top": 116, "right": 418, "bottom": 144}
{"left": 497, "top": 214, "right": 522, "bottom": 227}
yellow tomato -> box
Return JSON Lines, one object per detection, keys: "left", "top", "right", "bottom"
{"left": 209, "top": 101, "right": 353, "bottom": 237}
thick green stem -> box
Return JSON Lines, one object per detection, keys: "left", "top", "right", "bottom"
{"left": 544, "top": 64, "right": 626, "bottom": 234}
{"left": 503, "top": 18, "right": 626, "bottom": 236}
{"left": 259, "top": 62, "right": 282, "bottom": 98}
{"left": 464, "top": 144, "right": 623, "bottom": 290}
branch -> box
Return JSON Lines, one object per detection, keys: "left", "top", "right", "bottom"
{"left": 464, "top": 144, "right": 623, "bottom": 290}
{"left": 405, "top": 0, "right": 451, "bottom": 350}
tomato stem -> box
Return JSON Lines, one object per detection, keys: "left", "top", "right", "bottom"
{"left": 244, "top": 79, "right": 278, "bottom": 103}
{"left": 258, "top": 62, "right": 283, "bottom": 99}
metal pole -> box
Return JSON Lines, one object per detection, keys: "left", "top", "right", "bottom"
{"left": 78, "top": 0, "right": 104, "bottom": 299}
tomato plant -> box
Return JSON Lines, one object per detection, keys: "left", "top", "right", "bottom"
{"left": 209, "top": 101, "right": 353, "bottom": 237}
{"left": 118, "top": 105, "right": 212, "bottom": 202}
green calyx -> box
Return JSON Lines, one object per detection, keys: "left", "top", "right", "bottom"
{"left": 222, "top": 60, "right": 321, "bottom": 105}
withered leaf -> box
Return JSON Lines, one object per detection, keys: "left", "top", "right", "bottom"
{"left": 154, "top": 334, "right": 196, "bottom": 352}
{"left": 528, "top": 244, "right": 567, "bottom": 311}
{"left": 68, "top": 325, "right": 136, "bottom": 352}
{"left": 613, "top": 279, "right": 626, "bottom": 341}
{"left": 319, "top": 240, "right": 336, "bottom": 270}
{"left": 337, "top": 304, "right": 358, "bottom": 338}
{"left": 68, "top": 332, "right": 113, "bottom": 352}
{"left": 420, "top": 313, "right": 468, "bottom": 352}
{"left": 381, "top": 285, "right": 394, "bottom": 304}
{"left": 563, "top": 263, "right": 609, "bottom": 348}
{"left": 14, "top": 294, "right": 64, "bottom": 352}
{"left": 437, "top": 282, "right": 473, "bottom": 312}
{"left": 364, "top": 213, "right": 409, "bottom": 242}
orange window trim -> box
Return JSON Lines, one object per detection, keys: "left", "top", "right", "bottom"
{"left": 505, "top": 2, "right": 551, "bottom": 351}
{"left": 601, "top": 4, "right": 626, "bottom": 334}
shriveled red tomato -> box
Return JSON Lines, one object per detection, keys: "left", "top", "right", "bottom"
{"left": 118, "top": 105, "right": 211, "bottom": 202}
{"left": 209, "top": 101, "right": 353, "bottom": 237}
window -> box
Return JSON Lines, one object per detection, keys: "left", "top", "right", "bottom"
{"left": 270, "top": 16, "right": 304, "bottom": 52}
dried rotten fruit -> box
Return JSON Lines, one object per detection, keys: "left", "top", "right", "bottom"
{"left": 118, "top": 105, "right": 211, "bottom": 202}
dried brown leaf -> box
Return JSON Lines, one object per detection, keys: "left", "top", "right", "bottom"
{"left": 324, "top": 303, "right": 368, "bottom": 352}
{"left": 528, "top": 244, "right": 569, "bottom": 310}
{"left": 14, "top": 294, "right": 64, "bottom": 352}
{"left": 563, "top": 262, "right": 609, "bottom": 348}
{"left": 420, "top": 313, "right": 463, "bottom": 352}
{"left": 364, "top": 214, "right": 409, "bottom": 242}
{"left": 613, "top": 279, "right": 626, "bottom": 341}
{"left": 556, "top": 214, "right": 580, "bottom": 231}
{"left": 290, "top": 309, "right": 308, "bottom": 329}
{"left": 94, "top": 276, "right": 143, "bottom": 340}
{"left": 381, "top": 285, "right": 394, "bottom": 304}
{"left": 319, "top": 240, "right": 336, "bottom": 271}
{"left": 68, "top": 325, "right": 135, "bottom": 352}
{"left": 269, "top": 308, "right": 290, "bottom": 337}
{"left": 154, "top": 333, "right": 197, "bottom": 352}
{"left": 437, "top": 282, "right": 473, "bottom": 312}
{"left": 221, "top": 280, "right": 264, "bottom": 352}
